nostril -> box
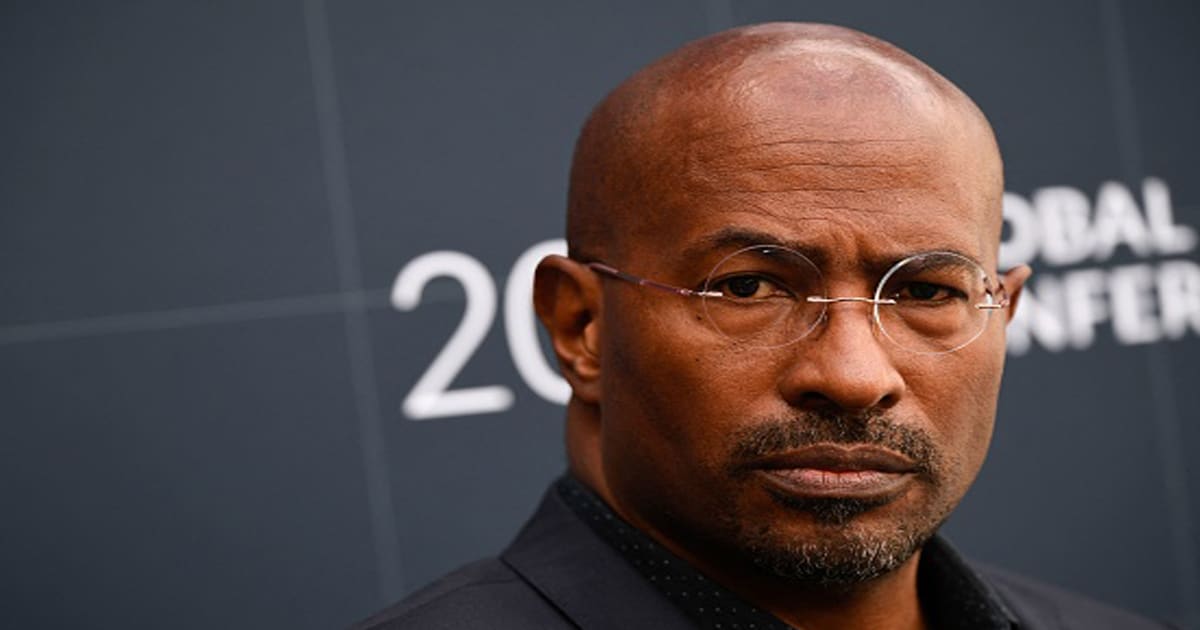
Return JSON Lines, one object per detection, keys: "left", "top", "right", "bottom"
{"left": 875, "top": 392, "right": 900, "bottom": 410}
{"left": 787, "top": 389, "right": 900, "bottom": 413}
{"left": 792, "top": 391, "right": 833, "bottom": 411}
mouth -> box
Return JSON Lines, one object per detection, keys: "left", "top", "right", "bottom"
{"left": 748, "top": 443, "right": 920, "bottom": 500}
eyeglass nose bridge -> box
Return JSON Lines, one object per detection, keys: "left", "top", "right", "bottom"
{"left": 807, "top": 295, "right": 1007, "bottom": 311}
{"left": 806, "top": 296, "right": 897, "bottom": 306}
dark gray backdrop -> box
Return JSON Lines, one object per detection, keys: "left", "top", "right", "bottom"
{"left": 3, "top": 1, "right": 1198, "bottom": 628}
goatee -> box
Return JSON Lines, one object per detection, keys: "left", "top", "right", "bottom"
{"left": 724, "top": 409, "right": 950, "bottom": 586}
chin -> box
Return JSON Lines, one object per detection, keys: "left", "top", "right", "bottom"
{"left": 727, "top": 491, "right": 954, "bottom": 587}
{"left": 743, "top": 523, "right": 929, "bottom": 586}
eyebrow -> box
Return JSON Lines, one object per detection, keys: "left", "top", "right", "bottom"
{"left": 683, "top": 227, "right": 829, "bottom": 266}
{"left": 682, "top": 226, "right": 988, "bottom": 274}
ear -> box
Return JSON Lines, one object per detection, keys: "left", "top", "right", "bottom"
{"left": 534, "top": 255, "right": 603, "bottom": 404}
{"left": 1001, "top": 264, "right": 1033, "bottom": 323}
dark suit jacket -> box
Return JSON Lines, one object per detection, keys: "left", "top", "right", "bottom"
{"left": 352, "top": 486, "right": 1172, "bottom": 629}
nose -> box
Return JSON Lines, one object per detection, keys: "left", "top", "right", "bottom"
{"left": 777, "top": 301, "right": 906, "bottom": 412}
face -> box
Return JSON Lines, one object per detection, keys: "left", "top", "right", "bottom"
{"left": 591, "top": 61, "right": 1013, "bottom": 585}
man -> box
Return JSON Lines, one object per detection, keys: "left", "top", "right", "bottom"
{"left": 356, "top": 23, "right": 1169, "bottom": 630}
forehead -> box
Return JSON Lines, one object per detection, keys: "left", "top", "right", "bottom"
{"left": 668, "top": 211, "right": 989, "bottom": 284}
{"left": 632, "top": 149, "right": 995, "bottom": 273}
{"left": 624, "top": 89, "right": 999, "bottom": 271}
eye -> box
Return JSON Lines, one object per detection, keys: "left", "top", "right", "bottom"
{"left": 712, "top": 274, "right": 790, "bottom": 299}
{"left": 892, "top": 281, "right": 964, "bottom": 302}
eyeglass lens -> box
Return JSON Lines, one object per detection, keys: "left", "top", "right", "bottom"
{"left": 700, "top": 246, "right": 997, "bottom": 354}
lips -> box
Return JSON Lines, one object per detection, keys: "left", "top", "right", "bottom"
{"left": 753, "top": 444, "right": 919, "bottom": 474}
{"left": 748, "top": 444, "right": 919, "bottom": 500}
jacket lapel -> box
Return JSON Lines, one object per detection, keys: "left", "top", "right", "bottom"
{"left": 501, "top": 486, "right": 697, "bottom": 629}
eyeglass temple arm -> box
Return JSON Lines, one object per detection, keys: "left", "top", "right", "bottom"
{"left": 587, "top": 263, "right": 722, "bottom": 298}
{"left": 978, "top": 279, "right": 1011, "bottom": 310}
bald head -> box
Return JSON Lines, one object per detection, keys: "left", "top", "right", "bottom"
{"left": 566, "top": 22, "right": 1002, "bottom": 262}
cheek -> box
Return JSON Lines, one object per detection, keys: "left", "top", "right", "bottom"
{"left": 600, "top": 301, "right": 766, "bottom": 474}
{"left": 906, "top": 344, "right": 1004, "bottom": 487}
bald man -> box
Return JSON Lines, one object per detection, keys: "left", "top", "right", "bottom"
{"left": 354, "top": 23, "right": 1168, "bottom": 630}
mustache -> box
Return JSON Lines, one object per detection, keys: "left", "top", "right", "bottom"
{"left": 729, "top": 409, "right": 940, "bottom": 477}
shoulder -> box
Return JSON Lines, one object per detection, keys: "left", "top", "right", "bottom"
{"left": 976, "top": 564, "right": 1175, "bottom": 630}
{"left": 348, "top": 557, "right": 571, "bottom": 630}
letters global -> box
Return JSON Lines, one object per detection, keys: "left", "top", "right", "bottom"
{"left": 1001, "top": 178, "right": 1200, "bottom": 355}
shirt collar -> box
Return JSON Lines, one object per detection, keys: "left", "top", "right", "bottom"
{"left": 557, "top": 475, "right": 1018, "bottom": 630}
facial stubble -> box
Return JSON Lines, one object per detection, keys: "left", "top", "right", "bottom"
{"left": 721, "top": 410, "right": 954, "bottom": 586}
